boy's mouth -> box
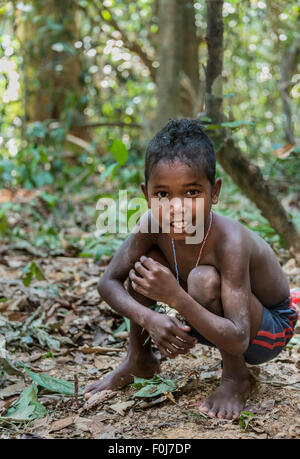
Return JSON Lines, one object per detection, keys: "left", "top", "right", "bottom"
{"left": 170, "top": 221, "right": 189, "bottom": 230}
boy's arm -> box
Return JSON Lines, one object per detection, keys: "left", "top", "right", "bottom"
{"left": 98, "top": 213, "right": 197, "bottom": 357}
{"left": 170, "top": 239, "right": 252, "bottom": 355}
{"left": 97, "top": 218, "right": 157, "bottom": 329}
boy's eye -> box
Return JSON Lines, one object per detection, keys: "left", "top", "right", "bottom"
{"left": 186, "top": 190, "right": 200, "bottom": 196}
{"left": 156, "top": 191, "right": 168, "bottom": 198}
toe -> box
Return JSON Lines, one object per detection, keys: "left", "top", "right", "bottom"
{"left": 82, "top": 383, "right": 96, "bottom": 394}
{"left": 207, "top": 407, "right": 218, "bottom": 418}
{"left": 217, "top": 408, "right": 226, "bottom": 419}
{"left": 225, "top": 407, "right": 233, "bottom": 420}
{"left": 198, "top": 402, "right": 211, "bottom": 414}
{"left": 232, "top": 406, "right": 241, "bottom": 420}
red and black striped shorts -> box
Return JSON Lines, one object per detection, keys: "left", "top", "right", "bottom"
{"left": 190, "top": 295, "right": 299, "bottom": 365}
{"left": 243, "top": 295, "right": 298, "bottom": 364}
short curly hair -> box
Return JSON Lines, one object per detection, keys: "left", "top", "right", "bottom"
{"left": 144, "top": 119, "right": 216, "bottom": 187}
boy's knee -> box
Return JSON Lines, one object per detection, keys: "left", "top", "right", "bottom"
{"left": 187, "top": 265, "right": 220, "bottom": 305}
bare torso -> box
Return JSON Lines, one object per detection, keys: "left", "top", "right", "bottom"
{"left": 154, "top": 213, "right": 289, "bottom": 307}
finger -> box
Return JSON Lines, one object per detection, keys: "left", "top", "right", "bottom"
{"left": 139, "top": 256, "right": 158, "bottom": 270}
{"left": 157, "top": 344, "right": 172, "bottom": 359}
{"left": 177, "top": 321, "right": 191, "bottom": 332}
{"left": 129, "top": 269, "right": 145, "bottom": 287}
{"left": 167, "top": 335, "right": 193, "bottom": 350}
{"left": 130, "top": 280, "right": 146, "bottom": 295}
{"left": 170, "top": 326, "right": 197, "bottom": 346}
{"left": 134, "top": 261, "right": 149, "bottom": 278}
{"left": 161, "top": 340, "right": 181, "bottom": 358}
{"left": 171, "top": 320, "right": 196, "bottom": 345}
{"left": 168, "top": 337, "right": 195, "bottom": 354}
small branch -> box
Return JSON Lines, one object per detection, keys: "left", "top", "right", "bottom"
{"left": 74, "top": 121, "right": 143, "bottom": 129}
{"left": 49, "top": 120, "right": 143, "bottom": 130}
{"left": 92, "top": 2, "right": 157, "bottom": 81}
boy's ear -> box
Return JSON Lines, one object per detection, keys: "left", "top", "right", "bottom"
{"left": 212, "top": 178, "right": 222, "bottom": 205}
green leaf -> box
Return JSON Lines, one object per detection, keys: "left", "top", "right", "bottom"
{"left": 239, "top": 410, "right": 256, "bottom": 431}
{"left": 0, "top": 385, "right": 47, "bottom": 423}
{"left": 0, "top": 215, "right": 7, "bottom": 237}
{"left": 21, "top": 261, "right": 45, "bottom": 286}
{"left": 101, "top": 9, "right": 111, "bottom": 21}
{"left": 111, "top": 139, "right": 128, "bottom": 166}
{"left": 131, "top": 375, "right": 177, "bottom": 398}
{"left": 221, "top": 120, "right": 255, "bottom": 128}
{"left": 32, "top": 328, "right": 61, "bottom": 351}
{"left": 99, "top": 162, "right": 119, "bottom": 183}
{"left": 22, "top": 366, "right": 83, "bottom": 395}
{"left": 40, "top": 192, "right": 58, "bottom": 208}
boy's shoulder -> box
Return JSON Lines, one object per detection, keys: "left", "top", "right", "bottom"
{"left": 213, "top": 212, "right": 259, "bottom": 257}
{"left": 213, "top": 212, "right": 249, "bottom": 240}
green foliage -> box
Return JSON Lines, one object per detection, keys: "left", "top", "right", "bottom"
{"left": 22, "top": 365, "right": 83, "bottom": 396}
{"left": 0, "top": 0, "right": 298, "bottom": 254}
{"left": 131, "top": 374, "right": 178, "bottom": 398}
{"left": 21, "top": 261, "right": 45, "bottom": 287}
{"left": 0, "top": 309, "right": 73, "bottom": 351}
{"left": 0, "top": 384, "right": 47, "bottom": 424}
{"left": 111, "top": 139, "right": 128, "bottom": 165}
{"left": 239, "top": 411, "right": 256, "bottom": 432}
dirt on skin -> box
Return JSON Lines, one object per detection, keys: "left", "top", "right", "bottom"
{"left": 0, "top": 252, "right": 299, "bottom": 439}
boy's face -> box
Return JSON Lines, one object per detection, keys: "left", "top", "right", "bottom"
{"left": 141, "top": 159, "right": 221, "bottom": 241}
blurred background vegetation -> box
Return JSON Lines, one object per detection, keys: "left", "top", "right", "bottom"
{"left": 0, "top": 0, "right": 299, "bottom": 262}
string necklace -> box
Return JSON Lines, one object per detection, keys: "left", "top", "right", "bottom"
{"left": 171, "top": 212, "right": 213, "bottom": 283}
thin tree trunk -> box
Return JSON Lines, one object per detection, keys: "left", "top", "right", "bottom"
{"left": 205, "top": 0, "right": 224, "bottom": 124}
{"left": 205, "top": 0, "right": 300, "bottom": 251}
{"left": 218, "top": 138, "right": 300, "bottom": 251}
{"left": 279, "top": 37, "right": 300, "bottom": 144}
{"left": 180, "top": 0, "right": 200, "bottom": 117}
{"left": 155, "top": 0, "right": 184, "bottom": 131}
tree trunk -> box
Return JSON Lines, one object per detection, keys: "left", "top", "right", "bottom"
{"left": 155, "top": 0, "right": 184, "bottom": 131}
{"left": 205, "top": 0, "right": 223, "bottom": 124}
{"left": 205, "top": 0, "right": 300, "bottom": 252}
{"left": 180, "top": 0, "right": 200, "bottom": 117}
{"left": 279, "top": 37, "right": 300, "bottom": 144}
{"left": 16, "top": 0, "right": 90, "bottom": 139}
{"left": 217, "top": 139, "right": 300, "bottom": 251}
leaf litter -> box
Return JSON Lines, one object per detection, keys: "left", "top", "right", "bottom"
{"left": 0, "top": 238, "right": 299, "bottom": 438}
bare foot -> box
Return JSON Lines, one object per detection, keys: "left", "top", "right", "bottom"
{"left": 198, "top": 375, "right": 251, "bottom": 420}
{"left": 82, "top": 352, "right": 161, "bottom": 400}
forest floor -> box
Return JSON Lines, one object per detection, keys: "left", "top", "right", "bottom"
{"left": 0, "top": 190, "right": 299, "bottom": 439}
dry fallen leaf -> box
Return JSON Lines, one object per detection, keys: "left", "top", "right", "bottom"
{"left": 272, "top": 143, "right": 295, "bottom": 159}
{"left": 94, "top": 356, "right": 113, "bottom": 371}
{"left": 79, "top": 345, "right": 120, "bottom": 355}
{"left": 83, "top": 389, "right": 117, "bottom": 410}
{"left": 50, "top": 415, "right": 78, "bottom": 432}
{"left": 74, "top": 416, "right": 115, "bottom": 437}
{"left": 109, "top": 400, "right": 135, "bottom": 415}
{"left": 0, "top": 381, "right": 26, "bottom": 399}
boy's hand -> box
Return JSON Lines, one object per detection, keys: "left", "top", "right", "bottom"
{"left": 146, "top": 312, "right": 197, "bottom": 359}
{"left": 129, "top": 256, "right": 181, "bottom": 304}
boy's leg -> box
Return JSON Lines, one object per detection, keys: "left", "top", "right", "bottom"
{"left": 83, "top": 247, "right": 182, "bottom": 399}
{"left": 187, "top": 265, "right": 263, "bottom": 420}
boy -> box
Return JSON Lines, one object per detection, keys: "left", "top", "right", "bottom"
{"left": 83, "top": 119, "right": 298, "bottom": 420}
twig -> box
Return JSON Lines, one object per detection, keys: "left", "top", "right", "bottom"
{"left": 74, "top": 374, "right": 79, "bottom": 408}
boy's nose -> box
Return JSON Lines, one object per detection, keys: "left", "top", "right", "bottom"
{"left": 170, "top": 197, "right": 184, "bottom": 216}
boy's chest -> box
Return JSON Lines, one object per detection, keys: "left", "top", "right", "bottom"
{"left": 156, "top": 235, "right": 218, "bottom": 285}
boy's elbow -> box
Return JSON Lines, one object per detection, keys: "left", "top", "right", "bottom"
{"left": 97, "top": 275, "right": 119, "bottom": 297}
{"left": 97, "top": 277, "right": 106, "bottom": 296}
